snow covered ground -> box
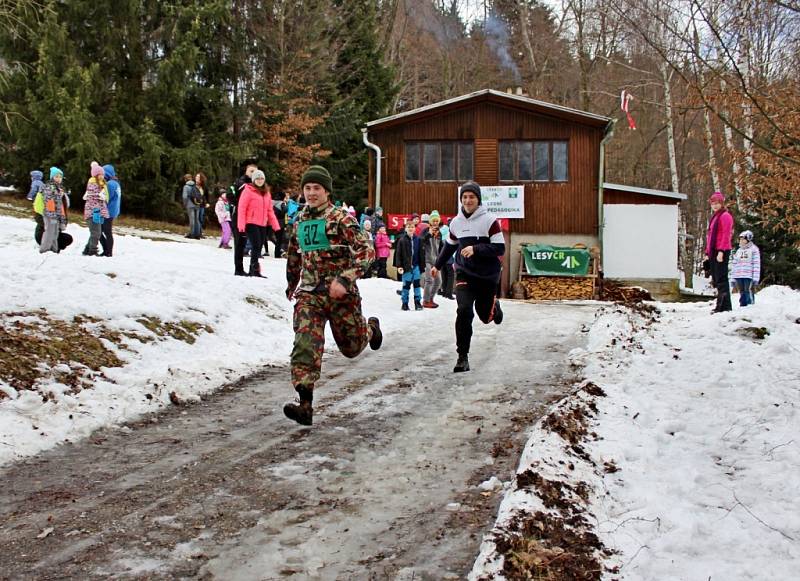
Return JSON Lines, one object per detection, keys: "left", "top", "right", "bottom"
{"left": 2, "top": 211, "right": 799, "bottom": 578}
{"left": 472, "top": 287, "right": 800, "bottom": 579}
{"left": 0, "top": 213, "right": 432, "bottom": 466}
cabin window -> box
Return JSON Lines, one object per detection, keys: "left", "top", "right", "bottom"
{"left": 499, "top": 140, "right": 569, "bottom": 182}
{"left": 405, "top": 141, "right": 473, "bottom": 182}
{"left": 553, "top": 141, "right": 568, "bottom": 181}
{"left": 405, "top": 143, "right": 420, "bottom": 181}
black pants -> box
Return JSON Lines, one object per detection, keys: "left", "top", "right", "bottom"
{"left": 454, "top": 272, "right": 499, "bottom": 356}
{"left": 441, "top": 261, "right": 454, "bottom": 297}
{"left": 710, "top": 250, "right": 732, "bottom": 312}
{"left": 273, "top": 227, "right": 285, "bottom": 258}
{"left": 233, "top": 213, "right": 246, "bottom": 274}
{"left": 100, "top": 217, "right": 114, "bottom": 256}
{"left": 34, "top": 213, "right": 44, "bottom": 245}
{"left": 245, "top": 223, "right": 267, "bottom": 274}
{"left": 375, "top": 257, "right": 388, "bottom": 278}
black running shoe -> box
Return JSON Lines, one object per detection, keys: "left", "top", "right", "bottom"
{"left": 453, "top": 355, "right": 470, "bottom": 373}
{"left": 368, "top": 317, "right": 382, "bottom": 350}
{"left": 493, "top": 300, "right": 503, "bottom": 325}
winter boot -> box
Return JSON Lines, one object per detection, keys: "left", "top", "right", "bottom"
{"left": 249, "top": 264, "right": 265, "bottom": 278}
{"left": 453, "top": 355, "right": 470, "bottom": 373}
{"left": 493, "top": 300, "right": 503, "bottom": 325}
{"left": 401, "top": 303, "right": 410, "bottom": 311}
{"left": 368, "top": 317, "right": 383, "bottom": 350}
{"left": 414, "top": 299, "right": 423, "bottom": 311}
{"left": 283, "top": 386, "right": 313, "bottom": 425}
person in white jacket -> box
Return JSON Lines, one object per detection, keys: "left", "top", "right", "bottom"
{"left": 731, "top": 230, "right": 761, "bottom": 307}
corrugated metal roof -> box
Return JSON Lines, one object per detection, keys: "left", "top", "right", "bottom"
{"left": 603, "top": 182, "right": 688, "bottom": 200}
{"left": 367, "top": 89, "right": 612, "bottom": 128}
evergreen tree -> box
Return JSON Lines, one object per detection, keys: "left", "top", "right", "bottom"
{"left": 313, "top": 0, "right": 396, "bottom": 206}
{"left": 737, "top": 212, "right": 800, "bottom": 289}
{"left": 0, "top": 0, "right": 244, "bottom": 219}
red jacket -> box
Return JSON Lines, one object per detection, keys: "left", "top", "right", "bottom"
{"left": 705, "top": 209, "right": 733, "bottom": 255}
{"left": 237, "top": 184, "right": 281, "bottom": 232}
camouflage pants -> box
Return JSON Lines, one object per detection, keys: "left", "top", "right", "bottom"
{"left": 291, "top": 289, "right": 370, "bottom": 391}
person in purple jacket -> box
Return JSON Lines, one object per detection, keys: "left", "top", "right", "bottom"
{"left": 705, "top": 191, "right": 734, "bottom": 313}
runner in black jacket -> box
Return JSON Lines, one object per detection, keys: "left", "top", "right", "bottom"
{"left": 432, "top": 181, "right": 504, "bottom": 372}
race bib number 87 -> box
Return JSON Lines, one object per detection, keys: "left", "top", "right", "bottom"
{"left": 297, "top": 219, "right": 331, "bottom": 252}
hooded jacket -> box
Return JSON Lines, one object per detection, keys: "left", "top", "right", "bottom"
{"left": 27, "top": 171, "right": 44, "bottom": 201}
{"left": 237, "top": 183, "right": 281, "bottom": 232}
{"left": 83, "top": 177, "right": 110, "bottom": 220}
{"left": 103, "top": 164, "right": 122, "bottom": 219}
{"left": 373, "top": 231, "right": 391, "bottom": 259}
{"left": 215, "top": 195, "right": 231, "bottom": 223}
{"left": 434, "top": 205, "right": 504, "bottom": 281}
{"left": 731, "top": 242, "right": 761, "bottom": 284}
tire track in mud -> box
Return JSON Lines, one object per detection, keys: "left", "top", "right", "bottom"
{"left": 0, "top": 303, "right": 597, "bottom": 580}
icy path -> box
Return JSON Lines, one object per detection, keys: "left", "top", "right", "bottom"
{"left": 0, "top": 302, "right": 596, "bottom": 580}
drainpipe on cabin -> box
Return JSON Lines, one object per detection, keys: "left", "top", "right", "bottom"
{"left": 598, "top": 120, "right": 616, "bottom": 277}
{"left": 362, "top": 128, "right": 382, "bottom": 209}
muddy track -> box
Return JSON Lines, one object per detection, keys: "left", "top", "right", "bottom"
{"left": 0, "top": 304, "right": 596, "bottom": 580}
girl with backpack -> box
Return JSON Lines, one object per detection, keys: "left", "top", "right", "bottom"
{"left": 82, "top": 162, "right": 109, "bottom": 256}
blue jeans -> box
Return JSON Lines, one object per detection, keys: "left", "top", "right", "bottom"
{"left": 734, "top": 278, "right": 753, "bottom": 307}
{"left": 187, "top": 207, "right": 201, "bottom": 237}
{"left": 198, "top": 206, "right": 206, "bottom": 235}
{"left": 401, "top": 266, "right": 422, "bottom": 304}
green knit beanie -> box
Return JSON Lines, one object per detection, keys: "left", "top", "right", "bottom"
{"left": 301, "top": 165, "right": 333, "bottom": 193}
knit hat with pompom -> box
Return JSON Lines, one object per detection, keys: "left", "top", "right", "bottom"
{"left": 90, "top": 161, "right": 104, "bottom": 178}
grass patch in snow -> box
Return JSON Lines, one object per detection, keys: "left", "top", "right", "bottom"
{"left": 0, "top": 199, "right": 31, "bottom": 219}
{"left": 245, "top": 295, "right": 269, "bottom": 309}
{"left": 135, "top": 316, "right": 213, "bottom": 344}
{"left": 0, "top": 310, "right": 125, "bottom": 397}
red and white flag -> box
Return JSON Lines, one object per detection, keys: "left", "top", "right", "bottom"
{"left": 621, "top": 89, "right": 637, "bottom": 130}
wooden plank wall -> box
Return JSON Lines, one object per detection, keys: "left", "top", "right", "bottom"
{"left": 604, "top": 189, "right": 679, "bottom": 205}
{"left": 369, "top": 102, "right": 603, "bottom": 235}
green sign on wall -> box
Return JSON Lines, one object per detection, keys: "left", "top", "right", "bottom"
{"left": 523, "top": 244, "right": 591, "bottom": 276}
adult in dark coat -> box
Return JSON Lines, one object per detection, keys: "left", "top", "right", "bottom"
{"left": 231, "top": 164, "right": 257, "bottom": 276}
{"left": 271, "top": 193, "right": 287, "bottom": 258}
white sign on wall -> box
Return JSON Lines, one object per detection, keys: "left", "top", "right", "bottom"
{"left": 457, "top": 185, "right": 525, "bottom": 218}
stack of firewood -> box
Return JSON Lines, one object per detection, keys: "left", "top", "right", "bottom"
{"left": 519, "top": 276, "right": 595, "bottom": 300}
{"left": 600, "top": 280, "right": 653, "bottom": 302}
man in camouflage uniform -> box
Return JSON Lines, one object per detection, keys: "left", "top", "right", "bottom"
{"left": 284, "top": 165, "right": 383, "bottom": 425}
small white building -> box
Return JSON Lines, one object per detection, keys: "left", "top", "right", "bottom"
{"left": 602, "top": 183, "right": 687, "bottom": 299}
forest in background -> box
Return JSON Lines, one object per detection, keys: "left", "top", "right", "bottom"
{"left": 1, "top": 0, "right": 798, "bottom": 285}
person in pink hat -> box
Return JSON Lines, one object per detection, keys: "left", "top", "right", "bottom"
{"left": 82, "top": 161, "right": 109, "bottom": 256}
{"left": 704, "top": 191, "right": 734, "bottom": 312}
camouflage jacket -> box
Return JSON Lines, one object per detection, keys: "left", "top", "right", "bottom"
{"left": 286, "top": 201, "right": 375, "bottom": 294}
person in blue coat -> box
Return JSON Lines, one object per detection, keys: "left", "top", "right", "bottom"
{"left": 100, "top": 164, "right": 121, "bottom": 257}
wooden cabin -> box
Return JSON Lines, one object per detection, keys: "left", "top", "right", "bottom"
{"left": 363, "top": 89, "right": 684, "bottom": 299}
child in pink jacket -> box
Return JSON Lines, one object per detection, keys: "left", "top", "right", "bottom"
{"left": 373, "top": 225, "right": 392, "bottom": 279}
